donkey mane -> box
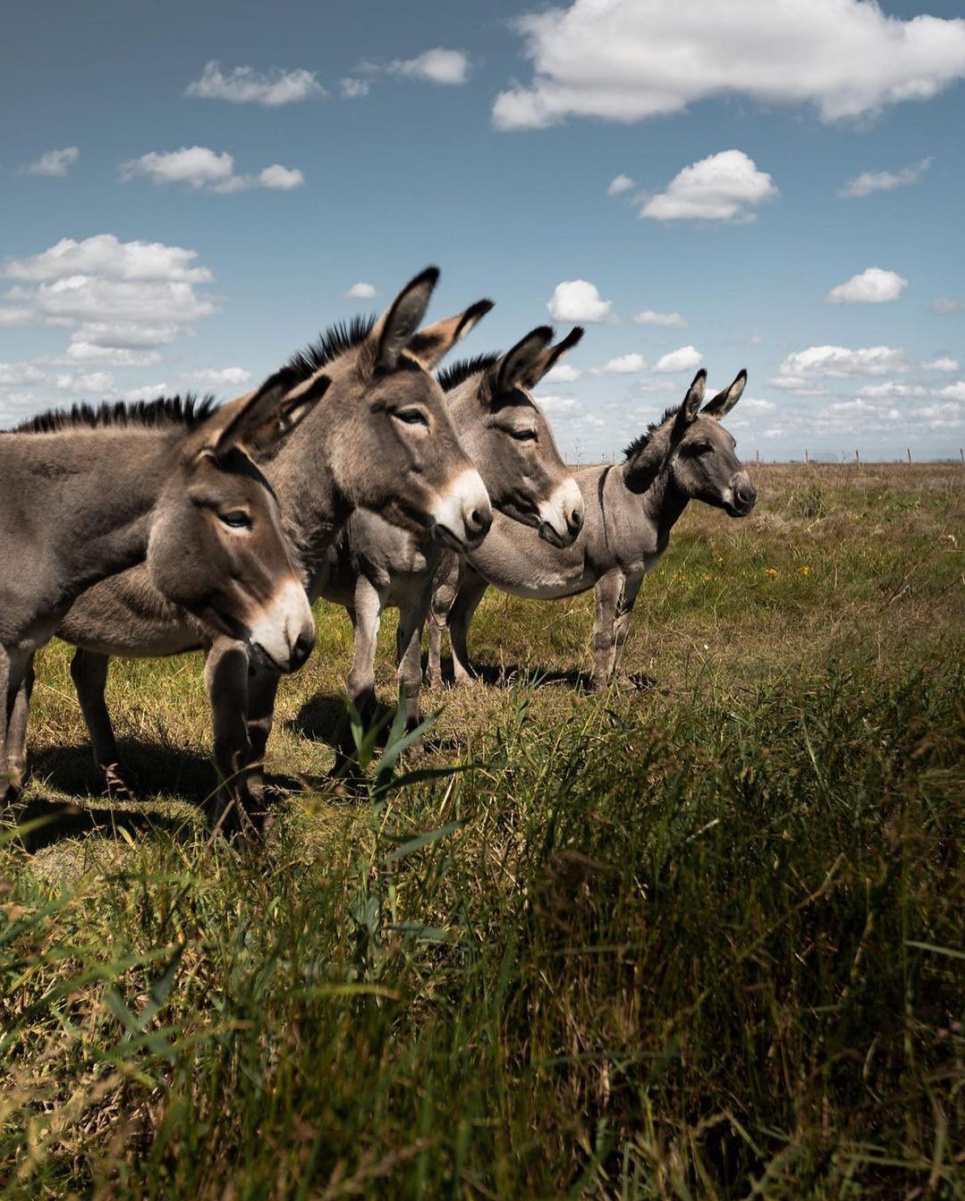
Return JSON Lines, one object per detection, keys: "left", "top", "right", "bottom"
{"left": 438, "top": 352, "right": 501, "bottom": 395}
{"left": 285, "top": 315, "right": 377, "bottom": 382}
{"left": 622, "top": 404, "right": 681, "bottom": 460}
{"left": 15, "top": 394, "right": 218, "bottom": 436}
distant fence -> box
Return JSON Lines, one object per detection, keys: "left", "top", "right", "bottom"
{"left": 586, "top": 448, "right": 965, "bottom": 467}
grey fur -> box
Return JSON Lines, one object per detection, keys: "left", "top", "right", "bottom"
{"left": 428, "top": 369, "right": 757, "bottom": 691}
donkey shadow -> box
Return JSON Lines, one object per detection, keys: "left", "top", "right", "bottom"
{"left": 11, "top": 792, "right": 195, "bottom": 853}
{"left": 30, "top": 739, "right": 217, "bottom": 806}
{"left": 429, "top": 657, "right": 657, "bottom": 695}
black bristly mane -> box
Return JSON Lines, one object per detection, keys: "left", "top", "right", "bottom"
{"left": 15, "top": 393, "right": 218, "bottom": 436}
{"left": 285, "top": 314, "right": 377, "bottom": 382}
{"left": 437, "top": 352, "right": 501, "bottom": 394}
{"left": 623, "top": 403, "right": 681, "bottom": 460}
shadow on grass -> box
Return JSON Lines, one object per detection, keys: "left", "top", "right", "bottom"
{"left": 11, "top": 794, "right": 196, "bottom": 852}
{"left": 29, "top": 739, "right": 216, "bottom": 804}
{"left": 429, "top": 657, "right": 657, "bottom": 694}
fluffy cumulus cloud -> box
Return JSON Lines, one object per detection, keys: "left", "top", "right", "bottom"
{"left": 840, "top": 157, "right": 932, "bottom": 198}
{"left": 932, "top": 297, "right": 965, "bottom": 314}
{"left": 593, "top": 353, "right": 647, "bottom": 375}
{"left": 388, "top": 49, "right": 470, "bottom": 85}
{"left": 606, "top": 174, "right": 635, "bottom": 196}
{"left": 186, "top": 61, "right": 325, "bottom": 105}
{"left": 54, "top": 370, "right": 114, "bottom": 394}
{"left": 640, "top": 151, "right": 777, "bottom": 223}
{"left": 183, "top": 367, "right": 253, "bottom": 388}
{"left": 633, "top": 309, "right": 687, "bottom": 328}
{"left": 492, "top": 0, "right": 965, "bottom": 130}
{"left": 924, "top": 357, "right": 960, "bottom": 373}
{"left": 17, "top": 147, "right": 79, "bottom": 177}
{"left": 940, "top": 382, "right": 965, "bottom": 402}
{"left": 547, "top": 280, "right": 613, "bottom": 323}
{"left": 543, "top": 363, "right": 583, "bottom": 384}
{"left": 653, "top": 346, "right": 704, "bottom": 373}
{"left": 120, "top": 147, "right": 303, "bottom": 193}
{"left": 340, "top": 77, "right": 371, "bottom": 99}
{"left": 346, "top": 282, "right": 378, "bottom": 299}
{"left": 825, "top": 267, "right": 908, "bottom": 304}
{"left": 1, "top": 234, "right": 217, "bottom": 375}
{"left": 775, "top": 345, "right": 910, "bottom": 382}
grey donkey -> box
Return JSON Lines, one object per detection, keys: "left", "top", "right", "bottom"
{"left": 321, "top": 325, "right": 586, "bottom": 735}
{"left": 428, "top": 368, "right": 757, "bottom": 692}
{"left": 54, "top": 268, "right": 494, "bottom": 825}
{"left": 0, "top": 370, "right": 326, "bottom": 807}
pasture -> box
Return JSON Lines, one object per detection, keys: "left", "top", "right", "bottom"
{"left": 2, "top": 462, "right": 964, "bottom": 1198}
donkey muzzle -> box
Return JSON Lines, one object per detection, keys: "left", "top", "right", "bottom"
{"left": 430, "top": 468, "right": 493, "bottom": 552}
{"left": 537, "top": 478, "right": 585, "bottom": 548}
{"left": 726, "top": 473, "right": 757, "bottom": 517}
{"left": 247, "top": 579, "right": 316, "bottom": 674}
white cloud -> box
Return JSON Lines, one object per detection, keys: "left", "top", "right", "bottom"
{"left": 776, "top": 345, "right": 910, "bottom": 380}
{"left": 543, "top": 363, "right": 583, "bottom": 383}
{"left": 607, "top": 174, "right": 635, "bottom": 196}
{"left": 119, "top": 146, "right": 303, "bottom": 193}
{"left": 593, "top": 353, "right": 647, "bottom": 375}
{"left": 340, "top": 77, "right": 370, "bottom": 99}
{"left": 840, "top": 157, "right": 932, "bottom": 198}
{"left": 0, "top": 307, "right": 33, "bottom": 327}
{"left": 185, "top": 61, "right": 325, "bottom": 105}
{"left": 535, "top": 393, "right": 582, "bottom": 414}
{"left": 63, "top": 344, "right": 163, "bottom": 367}
{"left": 55, "top": 370, "right": 114, "bottom": 394}
{"left": 492, "top": 0, "right": 965, "bottom": 130}
{"left": 825, "top": 267, "right": 908, "bottom": 304}
{"left": 547, "top": 279, "right": 613, "bottom": 323}
{"left": 4, "top": 234, "right": 211, "bottom": 283}
{"left": 913, "top": 400, "right": 964, "bottom": 427}
{"left": 653, "top": 346, "right": 703, "bottom": 373}
{"left": 640, "top": 150, "right": 777, "bottom": 223}
{"left": 24, "top": 277, "right": 216, "bottom": 327}
{"left": 632, "top": 309, "right": 686, "bottom": 328}
{"left": 924, "top": 357, "right": 960, "bottom": 373}
{"left": 0, "top": 361, "right": 46, "bottom": 386}
{"left": 939, "top": 382, "right": 965, "bottom": 402}
{"left": 184, "top": 367, "right": 253, "bottom": 388}
{"left": 388, "top": 49, "right": 470, "bottom": 86}
{"left": 124, "top": 383, "right": 169, "bottom": 402}
{"left": 17, "top": 147, "right": 79, "bottom": 177}
{"left": 70, "top": 321, "right": 184, "bottom": 349}
{"left": 346, "top": 282, "right": 378, "bottom": 299}
{"left": 931, "top": 297, "right": 965, "bottom": 314}
{"left": 856, "top": 382, "right": 928, "bottom": 399}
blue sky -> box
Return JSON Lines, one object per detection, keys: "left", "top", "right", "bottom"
{"left": 2, "top": 0, "right": 964, "bottom": 461}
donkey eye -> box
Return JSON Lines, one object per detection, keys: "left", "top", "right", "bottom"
{"left": 395, "top": 408, "right": 429, "bottom": 427}
{"left": 511, "top": 429, "right": 538, "bottom": 442}
{"left": 219, "top": 510, "right": 253, "bottom": 530}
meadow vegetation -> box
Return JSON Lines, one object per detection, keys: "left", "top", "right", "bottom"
{"left": 2, "top": 462, "right": 964, "bottom": 1199}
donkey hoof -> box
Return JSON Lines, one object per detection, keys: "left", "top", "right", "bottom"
{"left": 102, "top": 763, "right": 136, "bottom": 802}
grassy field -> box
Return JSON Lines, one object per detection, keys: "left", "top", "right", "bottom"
{"left": 2, "top": 462, "right": 964, "bottom": 1199}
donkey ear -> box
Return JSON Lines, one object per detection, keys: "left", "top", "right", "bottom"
{"left": 489, "top": 326, "right": 555, "bottom": 396}
{"left": 518, "top": 326, "right": 584, "bottom": 389}
{"left": 207, "top": 368, "right": 329, "bottom": 459}
{"left": 702, "top": 369, "right": 747, "bottom": 419}
{"left": 367, "top": 267, "right": 440, "bottom": 375}
{"left": 673, "top": 369, "right": 707, "bottom": 433}
{"left": 407, "top": 298, "right": 494, "bottom": 369}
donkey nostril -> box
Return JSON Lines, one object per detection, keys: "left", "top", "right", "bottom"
{"left": 468, "top": 508, "right": 489, "bottom": 533}
{"left": 569, "top": 509, "right": 584, "bottom": 531}
{"left": 293, "top": 633, "right": 314, "bottom": 664}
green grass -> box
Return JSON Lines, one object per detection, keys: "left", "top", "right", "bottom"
{"left": 2, "top": 463, "right": 965, "bottom": 1199}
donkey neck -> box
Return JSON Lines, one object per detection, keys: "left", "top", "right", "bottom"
{"left": 598, "top": 460, "right": 691, "bottom": 562}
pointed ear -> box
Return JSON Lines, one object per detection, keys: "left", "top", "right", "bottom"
{"left": 366, "top": 266, "right": 440, "bottom": 375}
{"left": 206, "top": 368, "right": 330, "bottom": 459}
{"left": 489, "top": 326, "right": 555, "bottom": 396}
{"left": 518, "top": 326, "right": 584, "bottom": 389}
{"left": 672, "top": 369, "right": 707, "bottom": 436}
{"left": 407, "top": 298, "right": 494, "bottom": 369}
{"left": 702, "top": 369, "right": 747, "bottom": 419}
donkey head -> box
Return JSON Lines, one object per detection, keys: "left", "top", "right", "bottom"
{"left": 668, "top": 369, "right": 757, "bottom": 516}
{"left": 148, "top": 369, "right": 328, "bottom": 672}
{"left": 442, "top": 326, "right": 585, "bottom": 548}
{"left": 289, "top": 268, "right": 493, "bottom": 553}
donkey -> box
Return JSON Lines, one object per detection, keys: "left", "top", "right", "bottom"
{"left": 428, "top": 369, "right": 757, "bottom": 692}
{"left": 53, "top": 268, "right": 494, "bottom": 825}
{"left": 321, "top": 325, "right": 586, "bottom": 733}
{"left": 0, "top": 370, "right": 326, "bottom": 806}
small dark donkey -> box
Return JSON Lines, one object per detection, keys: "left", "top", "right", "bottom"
{"left": 429, "top": 369, "right": 758, "bottom": 691}
{"left": 1, "top": 371, "right": 325, "bottom": 806}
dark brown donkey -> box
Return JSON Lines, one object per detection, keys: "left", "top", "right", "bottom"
{"left": 1, "top": 371, "right": 326, "bottom": 807}
{"left": 53, "top": 268, "right": 494, "bottom": 825}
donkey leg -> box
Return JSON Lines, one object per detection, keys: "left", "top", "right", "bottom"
{"left": 244, "top": 664, "right": 281, "bottom": 809}
{"left": 396, "top": 587, "right": 433, "bottom": 732}
{"left": 425, "top": 554, "right": 459, "bottom": 688}
{"left": 205, "top": 638, "right": 253, "bottom": 831}
{"left": 611, "top": 573, "right": 644, "bottom": 687}
{"left": 70, "top": 649, "right": 134, "bottom": 798}
{"left": 1, "top": 647, "right": 31, "bottom": 807}
{"left": 346, "top": 575, "right": 385, "bottom": 726}
{"left": 3, "top": 653, "right": 34, "bottom": 801}
{"left": 448, "top": 568, "right": 489, "bottom": 686}
{"left": 591, "top": 570, "right": 624, "bottom": 692}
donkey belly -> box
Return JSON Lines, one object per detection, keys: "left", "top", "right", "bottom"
{"left": 57, "top": 565, "right": 205, "bottom": 658}
{"left": 467, "top": 516, "right": 591, "bottom": 601}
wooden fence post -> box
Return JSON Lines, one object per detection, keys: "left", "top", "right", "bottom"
{"left": 855, "top": 449, "right": 860, "bottom": 464}
{"left": 805, "top": 449, "right": 809, "bottom": 465}
{"left": 907, "top": 448, "right": 912, "bottom": 465}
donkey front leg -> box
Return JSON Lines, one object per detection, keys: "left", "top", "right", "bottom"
{"left": 2, "top": 649, "right": 34, "bottom": 805}
{"left": 611, "top": 572, "right": 644, "bottom": 687}
{"left": 447, "top": 567, "right": 489, "bottom": 686}
{"left": 591, "top": 570, "right": 625, "bottom": 692}
{"left": 426, "top": 553, "right": 460, "bottom": 689}
{"left": 205, "top": 638, "right": 253, "bottom": 832}
{"left": 396, "top": 585, "right": 434, "bottom": 731}
{"left": 244, "top": 663, "right": 281, "bottom": 809}
{"left": 70, "top": 649, "right": 134, "bottom": 798}
{"left": 347, "top": 575, "right": 386, "bottom": 726}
